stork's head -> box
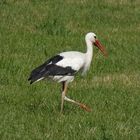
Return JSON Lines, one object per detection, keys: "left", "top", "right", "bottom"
{"left": 85, "top": 32, "right": 107, "bottom": 57}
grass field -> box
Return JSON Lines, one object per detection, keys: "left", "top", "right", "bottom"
{"left": 0, "top": 0, "right": 140, "bottom": 139}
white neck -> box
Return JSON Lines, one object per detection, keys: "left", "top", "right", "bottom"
{"left": 82, "top": 39, "right": 93, "bottom": 75}
{"left": 85, "top": 39, "right": 93, "bottom": 63}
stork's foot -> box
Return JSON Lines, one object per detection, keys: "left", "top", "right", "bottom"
{"left": 79, "top": 103, "right": 92, "bottom": 112}
{"left": 64, "top": 96, "right": 92, "bottom": 112}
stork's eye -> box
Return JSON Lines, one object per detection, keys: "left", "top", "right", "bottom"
{"left": 94, "top": 36, "right": 96, "bottom": 39}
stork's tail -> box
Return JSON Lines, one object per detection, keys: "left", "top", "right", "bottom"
{"left": 28, "top": 73, "right": 45, "bottom": 84}
{"left": 28, "top": 64, "right": 47, "bottom": 84}
{"left": 28, "top": 75, "right": 44, "bottom": 84}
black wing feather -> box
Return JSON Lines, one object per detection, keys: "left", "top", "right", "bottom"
{"left": 28, "top": 55, "right": 76, "bottom": 84}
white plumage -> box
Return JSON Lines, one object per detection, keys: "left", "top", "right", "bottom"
{"left": 28, "top": 32, "right": 107, "bottom": 113}
{"left": 58, "top": 51, "right": 85, "bottom": 72}
{"left": 53, "top": 51, "right": 85, "bottom": 83}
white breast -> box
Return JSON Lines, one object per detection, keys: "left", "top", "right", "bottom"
{"left": 57, "top": 51, "right": 86, "bottom": 71}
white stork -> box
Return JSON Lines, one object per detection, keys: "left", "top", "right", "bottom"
{"left": 28, "top": 32, "right": 107, "bottom": 113}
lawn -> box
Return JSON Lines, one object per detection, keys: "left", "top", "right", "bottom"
{"left": 0, "top": 0, "right": 140, "bottom": 139}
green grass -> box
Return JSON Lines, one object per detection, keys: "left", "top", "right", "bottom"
{"left": 0, "top": 0, "right": 140, "bottom": 139}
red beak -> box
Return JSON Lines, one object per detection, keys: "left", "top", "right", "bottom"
{"left": 94, "top": 39, "right": 108, "bottom": 57}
